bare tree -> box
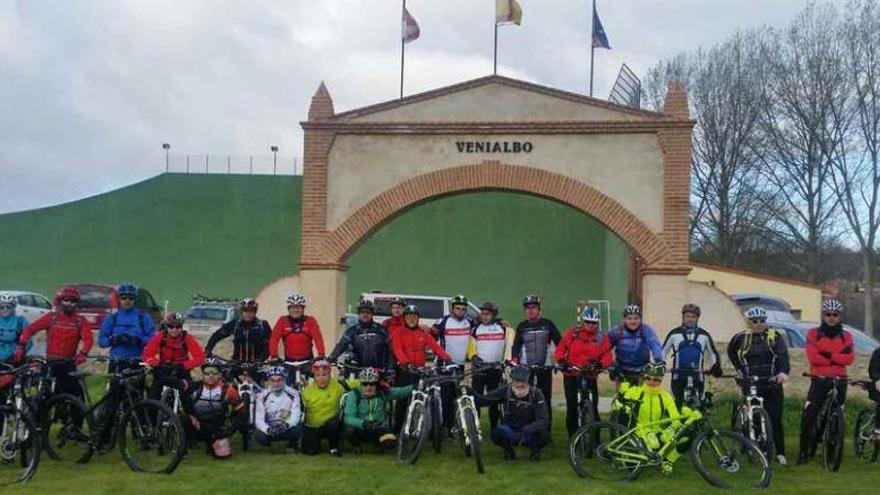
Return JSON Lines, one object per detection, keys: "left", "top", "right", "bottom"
{"left": 754, "top": 3, "right": 846, "bottom": 283}
{"left": 827, "top": 0, "right": 880, "bottom": 336}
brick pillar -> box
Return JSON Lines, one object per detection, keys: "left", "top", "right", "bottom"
{"left": 300, "top": 81, "right": 336, "bottom": 266}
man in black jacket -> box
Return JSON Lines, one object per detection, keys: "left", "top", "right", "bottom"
{"left": 474, "top": 365, "right": 549, "bottom": 462}
{"left": 205, "top": 298, "right": 271, "bottom": 363}
{"left": 662, "top": 303, "right": 723, "bottom": 408}
{"left": 328, "top": 300, "right": 393, "bottom": 372}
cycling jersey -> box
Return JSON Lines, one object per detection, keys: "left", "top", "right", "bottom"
{"left": 433, "top": 315, "right": 472, "bottom": 364}
{"left": 143, "top": 330, "right": 205, "bottom": 370}
{"left": 382, "top": 315, "right": 405, "bottom": 344}
{"left": 475, "top": 385, "right": 548, "bottom": 434}
{"left": 329, "top": 321, "right": 393, "bottom": 370}
{"left": 20, "top": 311, "right": 93, "bottom": 359}
{"left": 205, "top": 318, "right": 271, "bottom": 363}
{"left": 662, "top": 326, "right": 722, "bottom": 381}
{"left": 302, "top": 379, "right": 359, "bottom": 428}
{"left": 188, "top": 381, "right": 242, "bottom": 422}
{"left": 343, "top": 385, "right": 413, "bottom": 430}
{"left": 468, "top": 319, "right": 507, "bottom": 363}
{"left": 393, "top": 325, "right": 451, "bottom": 368}
{"left": 512, "top": 318, "right": 561, "bottom": 365}
{"left": 727, "top": 329, "right": 790, "bottom": 379}
{"left": 0, "top": 314, "right": 29, "bottom": 362}
{"left": 607, "top": 323, "right": 663, "bottom": 372}
{"left": 98, "top": 307, "right": 156, "bottom": 360}
{"left": 805, "top": 323, "right": 855, "bottom": 377}
{"left": 554, "top": 325, "right": 613, "bottom": 377}
{"left": 269, "top": 315, "right": 325, "bottom": 361}
{"left": 255, "top": 386, "right": 301, "bottom": 434}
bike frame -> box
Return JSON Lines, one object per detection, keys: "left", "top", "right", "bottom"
{"left": 600, "top": 411, "right": 705, "bottom": 467}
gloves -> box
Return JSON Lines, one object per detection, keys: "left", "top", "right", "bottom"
{"left": 266, "top": 356, "right": 281, "bottom": 363}
{"left": 557, "top": 359, "right": 570, "bottom": 369}
{"left": 710, "top": 363, "right": 723, "bottom": 378}
{"left": 12, "top": 345, "right": 25, "bottom": 365}
{"left": 775, "top": 372, "right": 789, "bottom": 384}
{"left": 267, "top": 424, "right": 288, "bottom": 437}
{"left": 362, "top": 421, "right": 376, "bottom": 432}
{"left": 75, "top": 353, "right": 87, "bottom": 366}
{"left": 819, "top": 351, "right": 833, "bottom": 359}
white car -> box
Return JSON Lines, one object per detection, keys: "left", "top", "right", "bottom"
{"left": 359, "top": 292, "right": 481, "bottom": 327}
{"left": 183, "top": 302, "right": 239, "bottom": 335}
{"left": 0, "top": 290, "right": 53, "bottom": 324}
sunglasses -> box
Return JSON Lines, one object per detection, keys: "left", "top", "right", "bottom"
{"left": 824, "top": 312, "right": 840, "bottom": 318}
{"left": 167, "top": 325, "right": 183, "bottom": 330}
{"left": 268, "top": 376, "right": 284, "bottom": 382}
{"left": 749, "top": 318, "right": 766, "bottom": 324}
{"left": 644, "top": 376, "right": 663, "bottom": 383}
{"left": 0, "top": 305, "right": 14, "bottom": 311}
{"left": 120, "top": 296, "right": 135, "bottom": 301}
{"left": 362, "top": 382, "right": 378, "bottom": 387}
{"left": 202, "top": 368, "right": 221, "bottom": 376}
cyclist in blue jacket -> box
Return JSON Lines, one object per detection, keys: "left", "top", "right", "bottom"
{"left": 0, "top": 294, "right": 33, "bottom": 402}
{"left": 98, "top": 283, "right": 156, "bottom": 373}
{"left": 607, "top": 304, "right": 663, "bottom": 385}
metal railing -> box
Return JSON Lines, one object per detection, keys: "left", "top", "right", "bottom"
{"left": 163, "top": 153, "right": 301, "bottom": 176}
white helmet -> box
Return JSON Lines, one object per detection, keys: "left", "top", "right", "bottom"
{"left": 821, "top": 299, "right": 843, "bottom": 313}
{"left": 744, "top": 307, "right": 767, "bottom": 321}
{"left": 286, "top": 293, "right": 306, "bottom": 308}
{"left": 0, "top": 294, "right": 16, "bottom": 308}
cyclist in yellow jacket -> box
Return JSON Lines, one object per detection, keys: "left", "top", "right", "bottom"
{"left": 301, "top": 360, "right": 358, "bottom": 456}
{"left": 618, "top": 362, "right": 699, "bottom": 475}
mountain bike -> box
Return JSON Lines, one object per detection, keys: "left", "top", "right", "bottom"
{"left": 560, "top": 364, "right": 603, "bottom": 430}
{"left": 41, "top": 365, "right": 186, "bottom": 473}
{"left": 801, "top": 373, "right": 848, "bottom": 472}
{"left": 569, "top": 386, "right": 771, "bottom": 489}
{"left": 729, "top": 375, "right": 776, "bottom": 459}
{"left": 396, "top": 365, "right": 454, "bottom": 464}
{"left": 850, "top": 379, "right": 879, "bottom": 463}
{"left": 209, "top": 357, "right": 265, "bottom": 451}
{"left": 0, "top": 362, "right": 41, "bottom": 486}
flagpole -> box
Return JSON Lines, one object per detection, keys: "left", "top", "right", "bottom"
{"left": 590, "top": 0, "right": 596, "bottom": 96}
{"left": 400, "top": 0, "right": 406, "bottom": 99}
{"left": 494, "top": 21, "right": 499, "bottom": 75}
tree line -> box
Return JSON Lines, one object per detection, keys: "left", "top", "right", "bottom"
{"left": 644, "top": 0, "right": 880, "bottom": 336}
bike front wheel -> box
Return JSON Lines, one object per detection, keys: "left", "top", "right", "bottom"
{"left": 430, "top": 396, "right": 443, "bottom": 454}
{"left": 732, "top": 406, "right": 774, "bottom": 459}
{"left": 823, "top": 405, "right": 845, "bottom": 472}
{"left": 461, "top": 406, "right": 483, "bottom": 474}
{"left": 691, "top": 429, "right": 771, "bottom": 489}
{"left": 397, "top": 399, "right": 429, "bottom": 465}
{"left": 854, "top": 408, "right": 879, "bottom": 462}
{"left": 118, "top": 399, "right": 185, "bottom": 474}
{"left": 568, "top": 421, "right": 644, "bottom": 482}
{"left": 0, "top": 405, "right": 40, "bottom": 486}
{"left": 42, "top": 394, "right": 93, "bottom": 463}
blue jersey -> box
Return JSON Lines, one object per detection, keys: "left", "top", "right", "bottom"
{"left": 0, "top": 314, "right": 31, "bottom": 362}
{"left": 99, "top": 308, "right": 156, "bottom": 360}
{"left": 609, "top": 323, "right": 663, "bottom": 372}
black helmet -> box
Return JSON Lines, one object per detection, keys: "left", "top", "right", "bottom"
{"left": 357, "top": 300, "right": 375, "bottom": 312}
{"left": 510, "top": 366, "right": 531, "bottom": 382}
{"left": 681, "top": 303, "right": 701, "bottom": 317}
{"left": 450, "top": 295, "right": 468, "bottom": 307}
{"left": 403, "top": 304, "right": 419, "bottom": 316}
{"left": 522, "top": 294, "right": 541, "bottom": 308}
{"left": 389, "top": 297, "right": 407, "bottom": 307}
{"left": 479, "top": 301, "right": 499, "bottom": 315}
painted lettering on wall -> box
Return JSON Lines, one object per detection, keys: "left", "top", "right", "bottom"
{"left": 455, "top": 141, "right": 533, "bottom": 154}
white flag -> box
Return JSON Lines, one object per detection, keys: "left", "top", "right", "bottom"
{"left": 402, "top": 6, "right": 420, "bottom": 44}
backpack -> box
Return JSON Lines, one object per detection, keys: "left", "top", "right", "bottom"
{"left": 615, "top": 325, "right": 650, "bottom": 362}
{"left": 675, "top": 329, "right": 705, "bottom": 371}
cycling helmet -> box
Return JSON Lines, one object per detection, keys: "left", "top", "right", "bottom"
{"left": 580, "top": 306, "right": 601, "bottom": 323}
{"left": 286, "top": 293, "right": 306, "bottom": 307}
{"left": 479, "top": 301, "right": 499, "bottom": 315}
{"left": 642, "top": 362, "right": 666, "bottom": 378}
{"left": 201, "top": 361, "right": 221, "bottom": 374}
{"left": 403, "top": 304, "right": 419, "bottom": 316}
{"left": 266, "top": 365, "right": 288, "bottom": 379}
{"left": 163, "top": 312, "right": 185, "bottom": 329}
{"left": 116, "top": 283, "right": 138, "bottom": 299}
{"left": 356, "top": 300, "right": 374, "bottom": 313}
{"left": 56, "top": 286, "right": 81, "bottom": 303}
{"left": 310, "top": 359, "right": 332, "bottom": 374}
{"left": 358, "top": 367, "right": 380, "bottom": 383}
{"left": 0, "top": 294, "right": 17, "bottom": 308}
{"left": 681, "top": 303, "right": 701, "bottom": 317}
{"left": 240, "top": 298, "right": 259, "bottom": 313}
{"left": 522, "top": 294, "right": 541, "bottom": 308}
{"left": 450, "top": 295, "right": 468, "bottom": 307}
{"left": 744, "top": 306, "right": 767, "bottom": 321}
{"left": 623, "top": 304, "right": 642, "bottom": 317}
{"left": 822, "top": 299, "right": 844, "bottom": 313}
{"left": 388, "top": 297, "right": 407, "bottom": 307}
{"left": 510, "top": 366, "right": 531, "bottom": 382}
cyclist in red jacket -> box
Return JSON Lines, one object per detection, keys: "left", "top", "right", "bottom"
{"left": 392, "top": 304, "right": 451, "bottom": 430}
{"left": 143, "top": 312, "right": 205, "bottom": 399}
{"left": 15, "top": 286, "right": 93, "bottom": 400}
{"left": 269, "top": 294, "right": 325, "bottom": 362}
{"left": 382, "top": 297, "right": 407, "bottom": 344}
{"left": 554, "top": 306, "right": 613, "bottom": 438}
{"left": 799, "top": 299, "right": 856, "bottom": 464}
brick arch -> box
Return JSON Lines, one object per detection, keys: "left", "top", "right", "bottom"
{"left": 319, "top": 161, "right": 671, "bottom": 268}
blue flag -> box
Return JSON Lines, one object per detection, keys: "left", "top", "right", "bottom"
{"left": 592, "top": 4, "right": 611, "bottom": 49}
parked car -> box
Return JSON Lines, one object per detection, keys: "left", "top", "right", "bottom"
{"left": 183, "top": 301, "right": 239, "bottom": 335}
{"left": 768, "top": 320, "right": 880, "bottom": 354}
{"left": 57, "top": 283, "right": 163, "bottom": 331}
{"left": 359, "top": 291, "right": 481, "bottom": 327}
{"left": 733, "top": 294, "right": 797, "bottom": 321}
{"left": 0, "top": 290, "right": 53, "bottom": 324}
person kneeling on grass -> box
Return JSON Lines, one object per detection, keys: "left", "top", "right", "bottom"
{"left": 254, "top": 366, "right": 302, "bottom": 449}
{"left": 185, "top": 360, "right": 245, "bottom": 459}
{"left": 619, "top": 362, "right": 700, "bottom": 476}
{"left": 342, "top": 368, "right": 412, "bottom": 454}
{"left": 301, "top": 359, "right": 359, "bottom": 456}
{"left": 473, "top": 365, "right": 549, "bottom": 462}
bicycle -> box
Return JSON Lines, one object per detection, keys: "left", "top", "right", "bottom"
{"left": 568, "top": 384, "right": 771, "bottom": 489}
{"left": 800, "top": 373, "right": 848, "bottom": 472}
{"left": 729, "top": 375, "right": 776, "bottom": 459}
{"left": 0, "top": 362, "right": 41, "bottom": 486}
{"left": 560, "top": 364, "right": 603, "bottom": 431}
{"left": 41, "top": 364, "right": 186, "bottom": 473}
{"left": 208, "top": 357, "right": 265, "bottom": 451}
{"left": 850, "top": 379, "right": 879, "bottom": 463}
{"left": 396, "top": 365, "right": 454, "bottom": 464}
{"left": 451, "top": 367, "right": 485, "bottom": 474}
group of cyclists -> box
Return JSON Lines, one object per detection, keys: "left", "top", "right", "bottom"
{"left": 1, "top": 283, "right": 880, "bottom": 474}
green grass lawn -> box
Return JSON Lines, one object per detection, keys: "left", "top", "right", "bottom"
{"left": 8, "top": 384, "right": 879, "bottom": 495}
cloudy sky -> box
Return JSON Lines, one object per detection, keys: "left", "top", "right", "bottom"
{"left": 1, "top": 0, "right": 809, "bottom": 213}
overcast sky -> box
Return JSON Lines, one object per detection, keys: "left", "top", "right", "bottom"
{"left": 0, "top": 0, "right": 810, "bottom": 213}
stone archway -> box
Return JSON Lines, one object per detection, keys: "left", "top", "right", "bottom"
{"left": 296, "top": 75, "right": 694, "bottom": 341}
